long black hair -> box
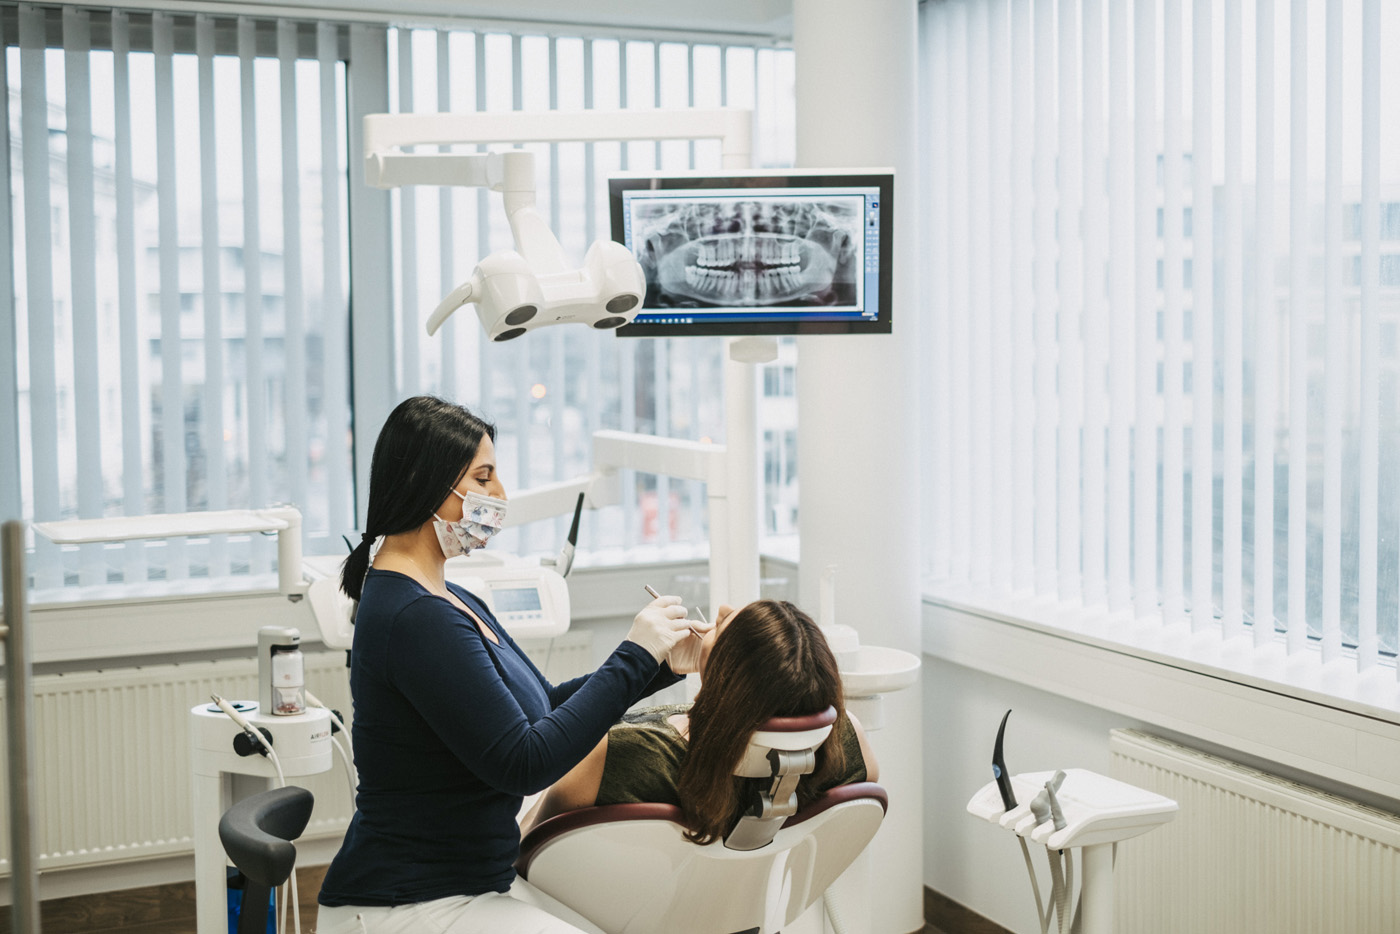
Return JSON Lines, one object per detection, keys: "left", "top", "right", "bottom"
{"left": 340, "top": 395, "right": 496, "bottom": 601}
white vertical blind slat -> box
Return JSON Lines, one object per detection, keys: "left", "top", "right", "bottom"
{"left": 988, "top": 0, "right": 1013, "bottom": 592}
{"left": 582, "top": 38, "right": 602, "bottom": 554}
{"left": 1032, "top": 0, "right": 1057, "bottom": 595}
{"left": 1107, "top": 0, "right": 1134, "bottom": 613}
{"left": 1011, "top": 0, "right": 1034, "bottom": 593}
{"left": 239, "top": 17, "right": 270, "bottom": 574}
{"left": 548, "top": 36, "right": 568, "bottom": 546}
{"left": 437, "top": 29, "right": 458, "bottom": 402}
{"left": 113, "top": 12, "right": 146, "bottom": 582}
{"left": 1358, "top": 0, "right": 1380, "bottom": 670}
{"left": 1082, "top": 0, "right": 1108, "bottom": 607}
{"left": 154, "top": 13, "right": 187, "bottom": 580}
{"left": 62, "top": 7, "right": 103, "bottom": 586}
{"left": 948, "top": 0, "right": 971, "bottom": 584}
{"left": 1133, "top": 0, "right": 1157, "bottom": 619}
{"left": 397, "top": 28, "right": 419, "bottom": 398}
{"left": 685, "top": 42, "right": 705, "bottom": 542}
{"left": 475, "top": 31, "right": 492, "bottom": 414}
{"left": 196, "top": 14, "right": 229, "bottom": 577}
{"left": 1320, "top": 0, "right": 1344, "bottom": 663}
{"left": 927, "top": 2, "right": 952, "bottom": 581}
{"left": 279, "top": 21, "right": 309, "bottom": 529}
{"left": 1286, "top": 0, "right": 1309, "bottom": 652}
{"left": 318, "top": 22, "right": 351, "bottom": 541}
{"left": 510, "top": 33, "right": 534, "bottom": 555}
{"left": 969, "top": 0, "right": 992, "bottom": 584}
{"left": 1191, "top": 0, "right": 1215, "bottom": 632}
{"left": 619, "top": 40, "right": 638, "bottom": 549}
{"left": 1058, "top": 0, "right": 1083, "bottom": 602}
{"left": 651, "top": 41, "right": 672, "bottom": 549}
{"left": 1160, "top": 0, "right": 1185, "bottom": 622}
{"left": 20, "top": 4, "right": 61, "bottom": 588}
{"left": 1253, "top": 0, "right": 1278, "bottom": 647}
{"left": 1222, "top": 0, "right": 1244, "bottom": 638}
{"left": 0, "top": 7, "right": 19, "bottom": 523}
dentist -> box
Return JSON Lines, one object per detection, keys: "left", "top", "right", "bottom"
{"left": 317, "top": 395, "right": 705, "bottom": 933}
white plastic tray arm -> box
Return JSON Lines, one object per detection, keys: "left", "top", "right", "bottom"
{"left": 32, "top": 507, "right": 306, "bottom": 598}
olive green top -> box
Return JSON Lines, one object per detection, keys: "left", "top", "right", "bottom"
{"left": 595, "top": 703, "right": 868, "bottom": 808}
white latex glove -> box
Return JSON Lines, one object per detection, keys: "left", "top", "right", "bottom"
{"left": 625, "top": 595, "right": 692, "bottom": 663}
{"left": 664, "top": 619, "right": 716, "bottom": 675}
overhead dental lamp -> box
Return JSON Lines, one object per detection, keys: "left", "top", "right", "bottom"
{"left": 364, "top": 115, "right": 645, "bottom": 342}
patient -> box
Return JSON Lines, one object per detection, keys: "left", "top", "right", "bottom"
{"left": 522, "top": 599, "right": 878, "bottom": 844}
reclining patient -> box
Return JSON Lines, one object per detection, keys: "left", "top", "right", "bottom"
{"left": 522, "top": 599, "right": 878, "bottom": 844}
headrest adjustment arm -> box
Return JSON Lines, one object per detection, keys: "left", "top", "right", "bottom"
{"left": 724, "top": 747, "right": 819, "bottom": 851}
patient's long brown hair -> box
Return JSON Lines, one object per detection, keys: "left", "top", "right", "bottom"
{"left": 677, "top": 600, "right": 847, "bottom": 845}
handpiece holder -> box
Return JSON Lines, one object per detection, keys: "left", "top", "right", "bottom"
{"left": 968, "top": 769, "right": 1177, "bottom": 934}
{"left": 967, "top": 767, "right": 1177, "bottom": 852}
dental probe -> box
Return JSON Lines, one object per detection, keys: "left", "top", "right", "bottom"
{"left": 643, "top": 584, "right": 707, "bottom": 638}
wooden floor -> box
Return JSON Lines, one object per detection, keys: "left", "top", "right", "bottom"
{"left": 0, "top": 873, "right": 1008, "bottom": 934}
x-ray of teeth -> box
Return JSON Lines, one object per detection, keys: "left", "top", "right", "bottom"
{"left": 630, "top": 197, "right": 864, "bottom": 309}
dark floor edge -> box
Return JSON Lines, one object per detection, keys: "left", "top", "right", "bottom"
{"left": 925, "top": 886, "right": 1014, "bottom": 934}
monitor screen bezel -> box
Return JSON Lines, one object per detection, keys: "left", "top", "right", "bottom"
{"left": 609, "top": 169, "right": 894, "bottom": 338}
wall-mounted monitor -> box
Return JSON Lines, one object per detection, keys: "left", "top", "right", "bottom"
{"left": 609, "top": 170, "right": 893, "bottom": 337}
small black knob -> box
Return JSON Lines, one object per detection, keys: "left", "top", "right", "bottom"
{"left": 232, "top": 727, "right": 274, "bottom": 758}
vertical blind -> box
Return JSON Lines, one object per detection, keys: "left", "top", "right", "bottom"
{"left": 921, "top": 0, "right": 1400, "bottom": 674}
{"left": 3, "top": 6, "right": 353, "bottom": 589}
{"left": 383, "top": 26, "right": 796, "bottom": 561}
{"left": 2, "top": 3, "right": 799, "bottom": 594}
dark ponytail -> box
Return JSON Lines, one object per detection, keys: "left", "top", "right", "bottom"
{"left": 341, "top": 396, "right": 496, "bottom": 601}
{"left": 340, "top": 532, "right": 378, "bottom": 603}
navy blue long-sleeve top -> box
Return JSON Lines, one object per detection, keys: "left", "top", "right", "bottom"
{"left": 318, "top": 569, "right": 681, "bottom": 907}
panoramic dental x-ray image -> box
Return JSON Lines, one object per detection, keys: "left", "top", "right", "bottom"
{"left": 630, "top": 196, "right": 864, "bottom": 310}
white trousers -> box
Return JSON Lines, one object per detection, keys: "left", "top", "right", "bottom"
{"left": 315, "top": 878, "right": 607, "bottom": 934}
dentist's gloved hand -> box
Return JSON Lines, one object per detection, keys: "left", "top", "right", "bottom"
{"left": 664, "top": 617, "right": 716, "bottom": 675}
{"left": 625, "top": 595, "right": 692, "bottom": 663}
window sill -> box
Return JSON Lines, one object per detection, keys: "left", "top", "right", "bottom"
{"left": 922, "top": 585, "right": 1400, "bottom": 802}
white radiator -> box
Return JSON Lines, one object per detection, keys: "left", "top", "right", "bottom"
{"left": 0, "top": 632, "right": 593, "bottom": 896}
{"left": 0, "top": 632, "right": 596, "bottom": 889}
{"left": 1110, "top": 728, "right": 1400, "bottom": 934}
{"left": 0, "top": 651, "right": 358, "bottom": 877}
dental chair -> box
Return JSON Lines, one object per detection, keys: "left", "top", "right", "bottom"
{"left": 517, "top": 706, "right": 887, "bottom": 934}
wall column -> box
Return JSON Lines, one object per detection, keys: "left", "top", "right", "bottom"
{"left": 794, "top": 1, "right": 923, "bottom": 931}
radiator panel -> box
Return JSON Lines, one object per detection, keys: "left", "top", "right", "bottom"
{"left": 0, "top": 631, "right": 594, "bottom": 883}
{"left": 0, "top": 652, "right": 357, "bottom": 874}
{"left": 1110, "top": 728, "right": 1400, "bottom": 934}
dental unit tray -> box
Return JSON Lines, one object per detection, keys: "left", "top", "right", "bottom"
{"left": 967, "top": 768, "right": 1177, "bottom": 850}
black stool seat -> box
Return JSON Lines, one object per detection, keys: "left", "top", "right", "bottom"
{"left": 219, "top": 785, "right": 314, "bottom": 934}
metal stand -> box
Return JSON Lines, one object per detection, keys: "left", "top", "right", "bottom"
{"left": 2, "top": 520, "right": 39, "bottom": 932}
{"left": 190, "top": 703, "right": 332, "bottom": 934}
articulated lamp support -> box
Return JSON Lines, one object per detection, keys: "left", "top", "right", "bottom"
{"left": 365, "top": 130, "right": 643, "bottom": 342}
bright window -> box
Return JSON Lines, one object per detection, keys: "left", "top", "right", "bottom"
{"left": 3, "top": 6, "right": 353, "bottom": 590}
{"left": 920, "top": 0, "right": 1400, "bottom": 673}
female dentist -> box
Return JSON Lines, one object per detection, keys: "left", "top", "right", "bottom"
{"left": 316, "top": 395, "right": 706, "bottom": 933}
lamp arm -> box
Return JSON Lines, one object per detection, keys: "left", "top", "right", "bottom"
{"left": 365, "top": 150, "right": 495, "bottom": 190}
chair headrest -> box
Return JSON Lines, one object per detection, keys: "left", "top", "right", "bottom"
{"left": 735, "top": 705, "right": 838, "bottom": 778}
